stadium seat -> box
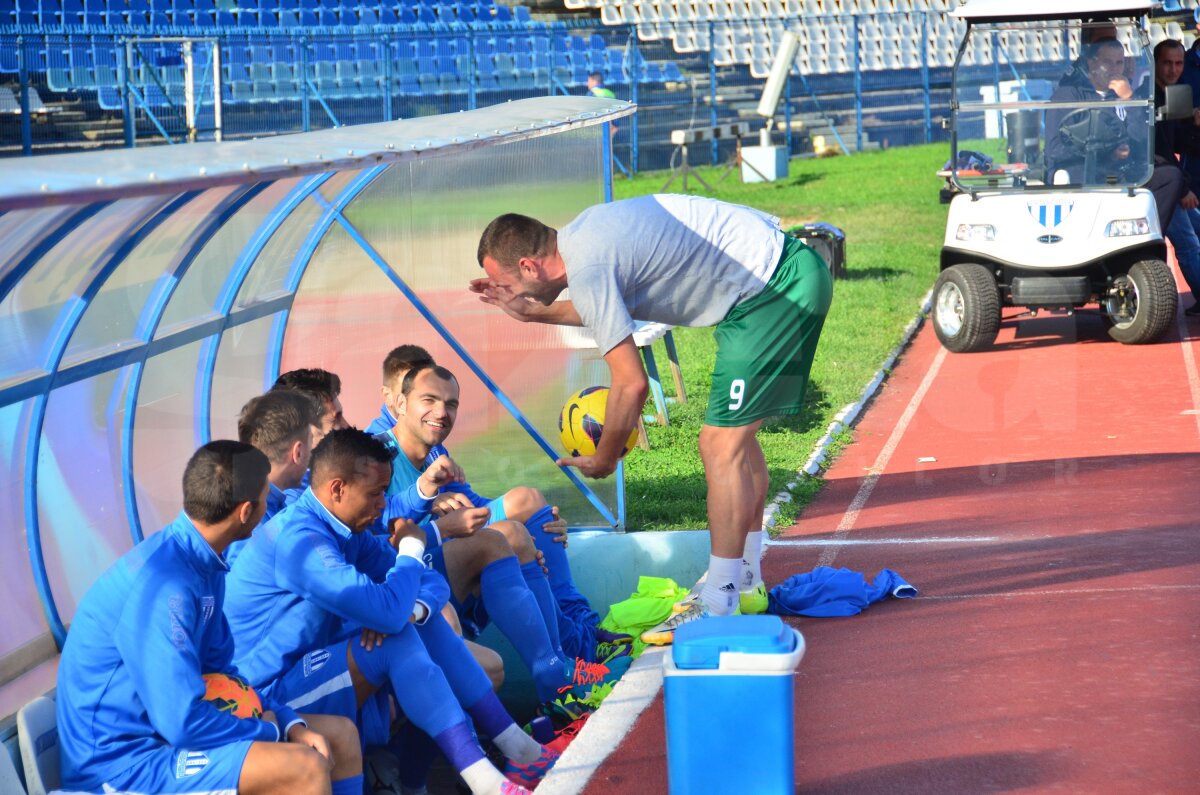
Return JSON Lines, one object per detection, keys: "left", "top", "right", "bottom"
{"left": 17, "top": 697, "right": 60, "bottom": 795}
{"left": 0, "top": 743, "right": 25, "bottom": 795}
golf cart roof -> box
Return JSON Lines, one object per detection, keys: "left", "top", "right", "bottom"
{"left": 951, "top": 0, "right": 1157, "bottom": 23}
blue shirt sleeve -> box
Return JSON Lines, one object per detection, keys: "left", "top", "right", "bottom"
{"left": 115, "top": 575, "right": 277, "bottom": 748}
{"left": 277, "top": 529, "right": 424, "bottom": 634}
{"left": 384, "top": 481, "right": 435, "bottom": 525}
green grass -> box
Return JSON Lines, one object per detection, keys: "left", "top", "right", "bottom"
{"left": 615, "top": 143, "right": 949, "bottom": 531}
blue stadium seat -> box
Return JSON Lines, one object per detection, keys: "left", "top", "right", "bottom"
{"left": 491, "top": 4, "right": 511, "bottom": 22}
{"left": 513, "top": 5, "right": 530, "bottom": 25}
{"left": 298, "top": 9, "right": 317, "bottom": 25}
{"left": 662, "top": 61, "right": 683, "bottom": 82}
{"left": 396, "top": 71, "right": 419, "bottom": 94}
{"left": 397, "top": 6, "right": 416, "bottom": 25}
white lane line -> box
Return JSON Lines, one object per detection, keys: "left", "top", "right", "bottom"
{"left": 1176, "top": 307, "right": 1200, "bottom": 438}
{"left": 772, "top": 536, "right": 997, "bottom": 546}
{"left": 921, "top": 583, "right": 1200, "bottom": 600}
{"left": 816, "top": 346, "right": 948, "bottom": 568}
{"left": 536, "top": 647, "right": 668, "bottom": 795}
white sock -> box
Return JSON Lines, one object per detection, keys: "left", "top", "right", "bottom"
{"left": 493, "top": 723, "right": 542, "bottom": 764}
{"left": 459, "top": 758, "right": 506, "bottom": 795}
{"left": 741, "top": 531, "right": 764, "bottom": 590}
{"left": 700, "top": 555, "right": 741, "bottom": 615}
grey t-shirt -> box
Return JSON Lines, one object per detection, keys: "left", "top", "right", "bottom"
{"left": 557, "top": 194, "right": 785, "bottom": 353}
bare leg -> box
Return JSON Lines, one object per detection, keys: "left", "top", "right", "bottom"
{"left": 699, "top": 421, "right": 765, "bottom": 558}
{"left": 698, "top": 421, "right": 765, "bottom": 615}
{"left": 238, "top": 739, "right": 334, "bottom": 795}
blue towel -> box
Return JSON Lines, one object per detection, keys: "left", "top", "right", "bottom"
{"left": 768, "top": 567, "right": 918, "bottom": 617}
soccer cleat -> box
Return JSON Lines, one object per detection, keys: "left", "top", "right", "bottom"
{"left": 641, "top": 601, "right": 737, "bottom": 645}
{"left": 502, "top": 745, "right": 560, "bottom": 789}
{"left": 558, "top": 654, "right": 631, "bottom": 700}
{"left": 500, "top": 781, "right": 534, "bottom": 795}
{"left": 738, "top": 583, "right": 769, "bottom": 615}
{"left": 671, "top": 577, "right": 706, "bottom": 614}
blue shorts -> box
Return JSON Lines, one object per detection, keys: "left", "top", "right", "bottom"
{"left": 427, "top": 496, "right": 507, "bottom": 639}
{"left": 91, "top": 738, "right": 253, "bottom": 794}
{"left": 267, "top": 644, "right": 357, "bottom": 722}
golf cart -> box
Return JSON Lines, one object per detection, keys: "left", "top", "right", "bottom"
{"left": 935, "top": 0, "right": 1190, "bottom": 352}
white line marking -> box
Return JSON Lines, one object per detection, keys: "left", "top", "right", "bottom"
{"left": 772, "top": 536, "right": 997, "bottom": 546}
{"left": 1177, "top": 307, "right": 1200, "bottom": 438}
{"left": 536, "top": 647, "right": 668, "bottom": 795}
{"left": 817, "top": 346, "right": 948, "bottom": 568}
{"left": 922, "top": 583, "right": 1200, "bottom": 600}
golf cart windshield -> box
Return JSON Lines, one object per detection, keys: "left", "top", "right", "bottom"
{"left": 951, "top": 18, "right": 1154, "bottom": 193}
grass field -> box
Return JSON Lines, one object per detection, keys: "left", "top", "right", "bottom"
{"left": 616, "top": 143, "right": 951, "bottom": 531}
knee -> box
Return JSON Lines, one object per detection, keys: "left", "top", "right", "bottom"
{"left": 489, "top": 519, "right": 536, "bottom": 564}
{"left": 504, "top": 486, "right": 546, "bottom": 520}
{"left": 322, "top": 715, "right": 362, "bottom": 769}
{"left": 289, "top": 746, "right": 332, "bottom": 793}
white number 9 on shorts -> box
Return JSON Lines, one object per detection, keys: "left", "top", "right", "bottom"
{"left": 728, "top": 378, "right": 746, "bottom": 411}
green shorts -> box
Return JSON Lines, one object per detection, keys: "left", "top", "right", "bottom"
{"left": 705, "top": 235, "right": 833, "bottom": 427}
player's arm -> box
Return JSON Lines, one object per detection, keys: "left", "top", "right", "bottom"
{"left": 279, "top": 528, "right": 425, "bottom": 634}
{"left": 558, "top": 336, "right": 648, "bottom": 479}
{"left": 470, "top": 277, "right": 583, "bottom": 326}
{"left": 117, "top": 580, "right": 279, "bottom": 748}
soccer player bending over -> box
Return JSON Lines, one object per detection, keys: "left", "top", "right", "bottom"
{"left": 56, "top": 441, "right": 363, "bottom": 795}
{"left": 224, "top": 429, "right": 556, "bottom": 794}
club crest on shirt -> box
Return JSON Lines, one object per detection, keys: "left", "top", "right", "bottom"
{"left": 200, "top": 596, "right": 215, "bottom": 626}
{"left": 303, "top": 648, "right": 330, "bottom": 677}
{"left": 174, "top": 750, "right": 209, "bottom": 778}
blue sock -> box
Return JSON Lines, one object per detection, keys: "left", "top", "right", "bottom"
{"left": 390, "top": 721, "right": 439, "bottom": 791}
{"left": 479, "top": 555, "right": 566, "bottom": 702}
{"left": 521, "top": 559, "right": 564, "bottom": 657}
{"left": 416, "top": 610, "right": 492, "bottom": 709}
{"left": 330, "top": 775, "right": 362, "bottom": 795}
{"left": 464, "top": 688, "right": 519, "bottom": 741}
{"left": 526, "top": 505, "right": 591, "bottom": 612}
{"left": 431, "top": 721, "right": 487, "bottom": 773}
{"left": 348, "top": 625, "right": 466, "bottom": 740}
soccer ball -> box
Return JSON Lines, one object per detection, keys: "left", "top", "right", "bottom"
{"left": 559, "top": 386, "right": 638, "bottom": 457}
{"left": 203, "top": 672, "right": 263, "bottom": 719}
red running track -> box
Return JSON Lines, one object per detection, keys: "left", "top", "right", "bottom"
{"left": 584, "top": 303, "right": 1200, "bottom": 795}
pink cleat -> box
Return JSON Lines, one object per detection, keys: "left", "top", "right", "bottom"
{"left": 500, "top": 781, "right": 533, "bottom": 795}
{"left": 502, "top": 745, "right": 561, "bottom": 789}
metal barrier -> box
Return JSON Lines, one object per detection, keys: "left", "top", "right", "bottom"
{"left": 0, "top": 10, "right": 1007, "bottom": 169}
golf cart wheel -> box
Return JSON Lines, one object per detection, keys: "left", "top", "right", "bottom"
{"left": 932, "top": 263, "right": 1001, "bottom": 353}
{"left": 1103, "top": 259, "right": 1177, "bottom": 344}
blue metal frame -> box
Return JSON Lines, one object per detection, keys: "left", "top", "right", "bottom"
{"left": 121, "top": 184, "right": 267, "bottom": 545}
{"left": 23, "top": 191, "right": 192, "bottom": 648}
{"left": 603, "top": 123, "right": 614, "bottom": 203}
{"left": 314, "top": 192, "right": 621, "bottom": 529}
{"left": 264, "top": 167, "right": 386, "bottom": 385}
{"left": 195, "top": 174, "right": 333, "bottom": 443}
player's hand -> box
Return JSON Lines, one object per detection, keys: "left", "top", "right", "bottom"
{"left": 557, "top": 454, "right": 618, "bottom": 479}
{"left": 437, "top": 506, "right": 492, "bottom": 538}
{"left": 359, "top": 628, "right": 387, "bottom": 651}
{"left": 535, "top": 548, "right": 549, "bottom": 576}
{"left": 419, "top": 455, "right": 464, "bottom": 495}
{"left": 1108, "top": 78, "right": 1132, "bottom": 99}
{"left": 388, "top": 518, "right": 426, "bottom": 551}
{"left": 543, "top": 506, "right": 568, "bottom": 548}
{"left": 1183, "top": 191, "right": 1199, "bottom": 210}
{"left": 287, "top": 724, "right": 334, "bottom": 768}
{"left": 431, "top": 491, "right": 474, "bottom": 516}
{"left": 469, "top": 277, "right": 544, "bottom": 323}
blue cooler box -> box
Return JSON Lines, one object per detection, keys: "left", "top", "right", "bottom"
{"left": 663, "top": 615, "right": 806, "bottom": 795}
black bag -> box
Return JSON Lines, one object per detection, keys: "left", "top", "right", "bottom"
{"left": 788, "top": 223, "right": 846, "bottom": 279}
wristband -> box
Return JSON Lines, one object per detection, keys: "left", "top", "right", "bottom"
{"left": 396, "top": 535, "right": 426, "bottom": 561}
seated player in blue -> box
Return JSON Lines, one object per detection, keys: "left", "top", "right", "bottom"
{"left": 365, "top": 344, "right": 436, "bottom": 435}
{"left": 56, "top": 440, "right": 363, "bottom": 795}
{"left": 226, "top": 389, "right": 321, "bottom": 564}
{"left": 224, "top": 429, "right": 557, "bottom": 795}
{"left": 272, "top": 367, "right": 350, "bottom": 445}
{"left": 379, "top": 364, "right": 630, "bottom": 703}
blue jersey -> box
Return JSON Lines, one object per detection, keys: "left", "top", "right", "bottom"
{"left": 364, "top": 403, "right": 396, "bottom": 436}
{"left": 226, "top": 482, "right": 289, "bottom": 566}
{"left": 56, "top": 513, "right": 298, "bottom": 791}
{"left": 224, "top": 488, "right": 448, "bottom": 691}
{"left": 379, "top": 434, "right": 491, "bottom": 515}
